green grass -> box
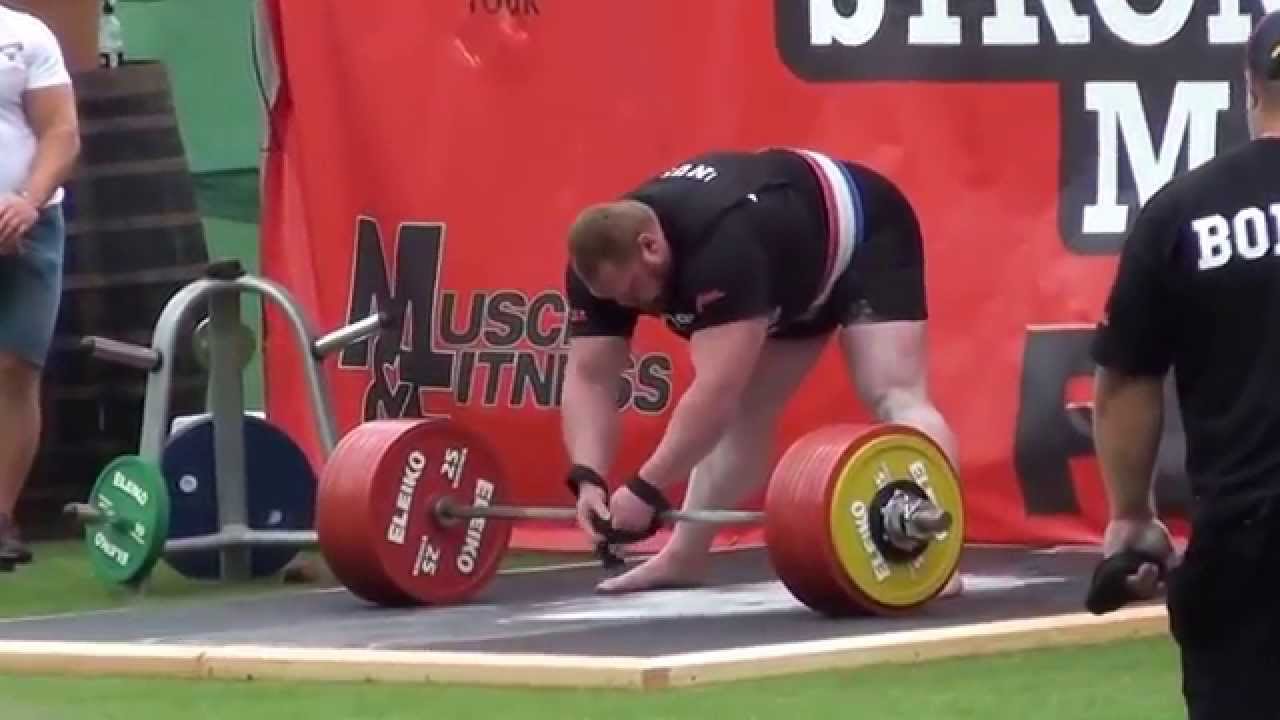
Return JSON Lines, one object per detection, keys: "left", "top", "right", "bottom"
{"left": 0, "top": 540, "right": 269, "bottom": 619}
{"left": 0, "top": 635, "right": 1183, "bottom": 719}
{"left": 0, "top": 540, "right": 591, "bottom": 620}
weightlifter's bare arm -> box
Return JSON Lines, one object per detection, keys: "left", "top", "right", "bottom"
{"left": 561, "top": 336, "right": 631, "bottom": 476}
{"left": 637, "top": 317, "right": 768, "bottom": 491}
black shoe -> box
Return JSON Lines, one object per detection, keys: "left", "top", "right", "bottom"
{"left": 0, "top": 515, "right": 32, "bottom": 565}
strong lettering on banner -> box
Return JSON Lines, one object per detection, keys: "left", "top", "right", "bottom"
{"left": 779, "top": 0, "right": 1277, "bottom": 254}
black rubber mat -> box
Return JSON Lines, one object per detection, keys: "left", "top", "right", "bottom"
{"left": 0, "top": 546, "right": 1135, "bottom": 657}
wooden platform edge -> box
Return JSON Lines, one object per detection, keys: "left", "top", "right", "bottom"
{"left": 648, "top": 603, "right": 1170, "bottom": 687}
{"left": 0, "top": 640, "right": 657, "bottom": 689}
{"left": 0, "top": 641, "right": 206, "bottom": 679}
{"left": 200, "top": 646, "right": 658, "bottom": 688}
{"left": 0, "top": 604, "right": 1168, "bottom": 690}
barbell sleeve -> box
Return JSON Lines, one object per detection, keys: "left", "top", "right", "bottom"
{"left": 63, "top": 503, "right": 133, "bottom": 533}
{"left": 908, "top": 507, "right": 953, "bottom": 536}
{"left": 63, "top": 502, "right": 104, "bottom": 524}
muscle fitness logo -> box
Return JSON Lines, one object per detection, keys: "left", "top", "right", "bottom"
{"left": 340, "top": 217, "right": 674, "bottom": 421}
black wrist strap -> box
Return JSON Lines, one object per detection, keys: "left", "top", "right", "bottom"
{"left": 625, "top": 475, "right": 671, "bottom": 514}
{"left": 566, "top": 464, "right": 607, "bottom": 498}
{"left": 588, "top": 476, "right": 671, "bottom": 570}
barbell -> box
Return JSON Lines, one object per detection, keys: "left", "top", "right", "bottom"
{"left": 315, "top": 417, "right": 965, "bottom": 617}
{"left": 69, "top": 416, "right": 966, "bottom": 618}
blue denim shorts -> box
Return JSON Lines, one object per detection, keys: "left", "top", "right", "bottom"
{"left": 0, "top": 205, "right": 65, "bottom": 367}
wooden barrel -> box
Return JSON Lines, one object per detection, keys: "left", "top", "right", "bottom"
{"left": 21, "top": 61, "right": 212, "bottom": 537}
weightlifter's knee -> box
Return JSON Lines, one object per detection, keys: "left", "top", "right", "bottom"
{"left": 868, "top": 388, "right": 957, "bottom": 467}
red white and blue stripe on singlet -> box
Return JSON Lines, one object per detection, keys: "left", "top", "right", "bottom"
{"left": 787, "top": 148, "right": 864, "bottom": 317}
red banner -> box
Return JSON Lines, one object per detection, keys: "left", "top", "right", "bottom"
{"left": 259, "top": 0, "right": 1269, "bottom": 551}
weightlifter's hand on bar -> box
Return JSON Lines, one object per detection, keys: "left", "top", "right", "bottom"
{"left": 606, "top": 483, "right": 656, "bottom": 536}
{"left": 566, "top": 464, "right": 611, "bottom": 542}
{"left": 606, "top": 476, "right": 669, "bottom": 539}
{"left": 576, "top": 485, "right": 611, "bottom": 542}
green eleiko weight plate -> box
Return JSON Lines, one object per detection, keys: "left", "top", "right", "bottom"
{"left": 85, "top": 455, "right": 170, "bottom": 586}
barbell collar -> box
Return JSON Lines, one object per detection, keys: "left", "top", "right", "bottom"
{"left": 433, "top": 498, "right": 763, "bottom": 525}
{"left": 878, "top": 486, "right": 954, "bottom": 548}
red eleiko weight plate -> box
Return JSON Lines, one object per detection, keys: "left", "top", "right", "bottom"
{"left": 316, "top": 417, "right": 513, "bottom": 607}
{"left": 765, "top": 423, "right": 964, "bottom": 618}
{"left": 764, "top": 424, "right": 875, "bottom": 617}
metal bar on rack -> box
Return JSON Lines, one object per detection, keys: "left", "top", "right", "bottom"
{"left": 312, "top": 312, "right": 387, "bottom": 358}
{"left": 165, "top": 529, "right": 319, "bottom": 554}
{"left": 80, "top": 336, "right": 161, "bottom": 371}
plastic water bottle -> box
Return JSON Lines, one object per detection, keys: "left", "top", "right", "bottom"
{"left": 99, "top": 0, "right": 124, "bottom": 68}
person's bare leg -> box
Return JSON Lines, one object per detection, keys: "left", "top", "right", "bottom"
{"left": 0, "top": 351, "right": 42, "bottom": 563}
{"left": 596, "top": 336, "right": 828, "bottom": 594}
{"left": 838, "top": 321, "right": 956, "bottom": 463}
{"left": 838, "top": 320, "right": 962, "bottom": 597}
